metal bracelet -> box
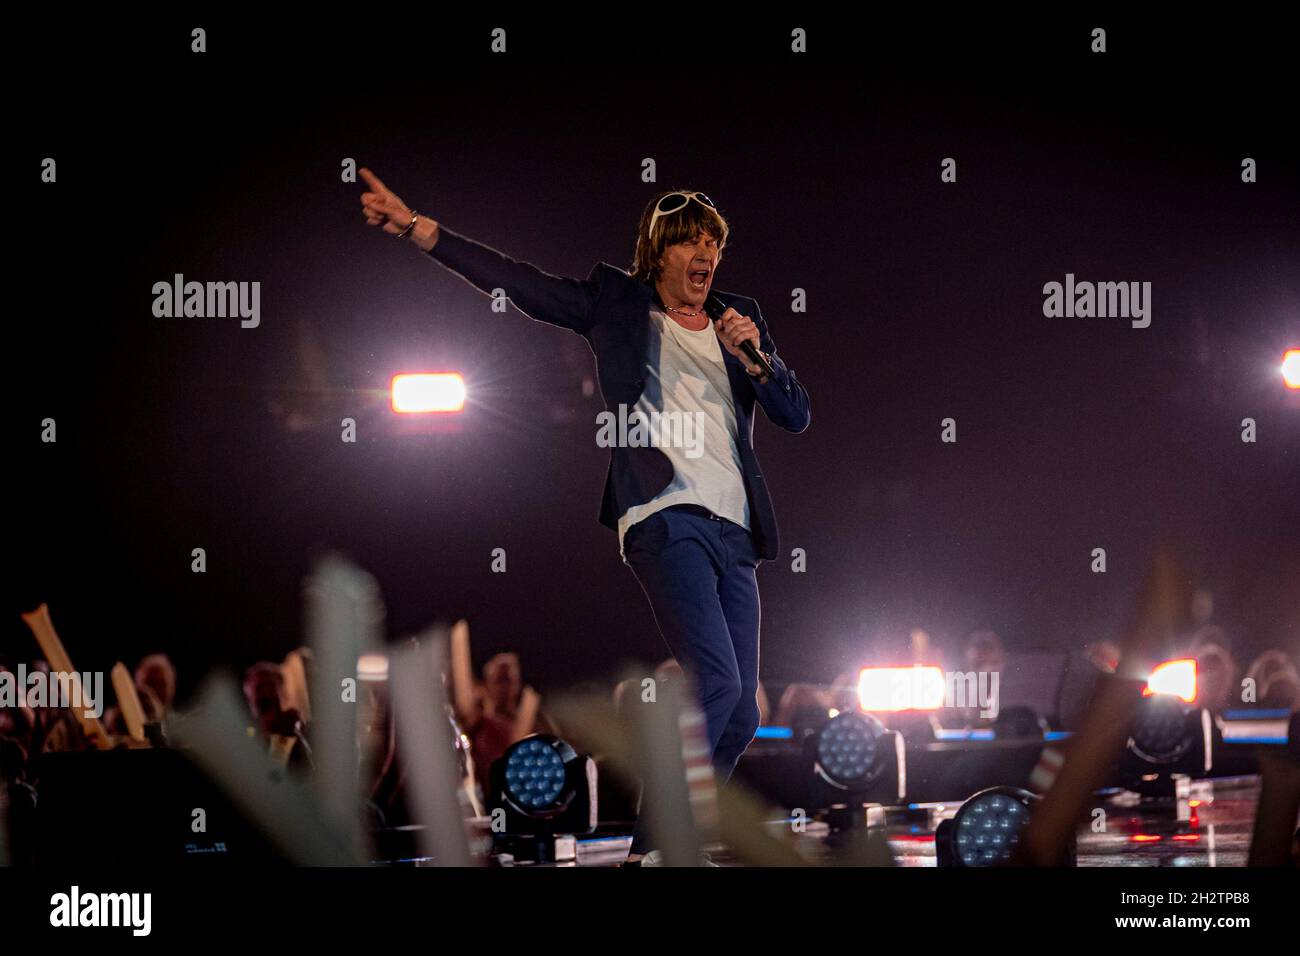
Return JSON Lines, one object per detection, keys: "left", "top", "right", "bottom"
{"left": 396, "top": 211, "right": 418, "bottom": 240}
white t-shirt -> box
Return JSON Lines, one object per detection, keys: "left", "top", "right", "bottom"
{"left": 617, "top": 306, "right": 750, "bottom": 556}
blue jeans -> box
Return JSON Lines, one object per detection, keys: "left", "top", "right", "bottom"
{"left": 623, "top": 505, "right": 763, "bottom": 851}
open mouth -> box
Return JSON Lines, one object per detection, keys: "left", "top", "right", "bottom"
{"left": 689, "top": 270, "right": 709, "bottom": 288}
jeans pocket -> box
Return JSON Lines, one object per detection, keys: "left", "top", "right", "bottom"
{"left": 624, "top": 512, "right": 670, "bottom": 559}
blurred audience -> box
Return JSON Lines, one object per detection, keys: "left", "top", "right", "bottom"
{"left": 1246, "top": 650, "right": 1299, "bottom": 711}
{"left": 1, "top": 594, "right": 1296, "bottom": 870}
{"left": 775, "top": 682, "right": 835, "bottom": 734}
{"left": 242, "top": 661, "right": 312, "bottom": 769}
{"left": 964, "top": 629, "right": 1005, "bottom": 675}
{"left": 0, "top": 737, "right": 37, "bottom": 866}
{"left": 136, "top": 653, "right": 177, "bottom": 716}
{"left": 453, "top": 652, "right": 559, "bottom": 794}
{"left": 958, "top": 630, "right": 1005, "bottom": 725}
{"left": 1056, "top": 640, "right": 1121, "bottom": 731}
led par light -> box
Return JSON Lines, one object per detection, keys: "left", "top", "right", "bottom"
{"left": 935, "top": 785, "right": 1060, "bottom": 867}
{"left": 488, "top": 734, "right": 597, "bottom": 859}
{"left": 1120, "top": 659, "right": 1212, "bottom": 784}
{"left": 1131, "top": 695, "right": 1201, "bottom": 764}
{"left": 804, "top": 711, "right": 905, "bottom": 813}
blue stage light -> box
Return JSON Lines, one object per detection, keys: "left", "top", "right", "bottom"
{"left": 502, "top": 737, "right": 570, "bottom": 811}
{"left": 949, "top": 787, "right": 1032, "bottom": 867}
{"left": 814, "top": 712, "right": 885, "bottom": 789}
{"left": 488, "top": 734, "right": 598, "bottom": 860}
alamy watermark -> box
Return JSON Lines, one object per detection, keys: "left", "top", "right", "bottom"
{"left": 858, "top": 667, "right": 1001, "bottom": 719}
{"left": 152, "top": 274, "right": 260, "bottom": 328}
{"left": 0, "top": 665, "right": 103, "bottom": 719}
{"left": 1042, "top": 273, "right": 1151, "bottom": 328}
{"left": 49, "top": 886, "right": 151, "bottom": 936}
{"left": 596, "top": 404, "right": 706, "bottom": 459}
{"left": 944, "top": 669, "right": 1000, "bottom": 719}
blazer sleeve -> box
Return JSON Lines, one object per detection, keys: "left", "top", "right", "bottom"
{"left": 747, "top": 298, "right": 811, "bottom": 433}
{"left": 424, "top": 225, "right": 603, "bottom": 335}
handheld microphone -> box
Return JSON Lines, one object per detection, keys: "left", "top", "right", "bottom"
{"left": 705, "top": 295, "right": 775, "bottom": 380}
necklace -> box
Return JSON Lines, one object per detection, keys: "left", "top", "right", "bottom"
{"left": 665, "top": 304, "right": 707, "bottom": 319}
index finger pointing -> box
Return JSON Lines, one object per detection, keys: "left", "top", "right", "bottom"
{"left": 359, "top": 167, "right": 389, "bottom": 194}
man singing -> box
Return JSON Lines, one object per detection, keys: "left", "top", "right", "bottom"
{"left": 359, "top": 170, "right": 811, "bottom": 863}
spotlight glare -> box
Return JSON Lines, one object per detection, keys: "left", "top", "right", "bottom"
{"left": 391, "top": 372, "right": 466, "bottom": 413}
{"left": 1145, "top": 658, "right": 1197, "bottom": 703}
{"left": 1282, "top": 349, "right": 1300, "bottom": 389}
{"left": 857, "top": 665, "right": 945, "bottom": 712}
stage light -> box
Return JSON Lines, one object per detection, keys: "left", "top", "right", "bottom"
{"left": 935, "top": 786, "right": 1038, "bottom": 867}
{"left": 1121, "top": 665, "right": 1214, "bottom": 790}
{"left": 1282, "top": 349, "right": 1300, "bottom": 389}
{"left": 802, "top": 711, "right": 905, "bottom": 830}
{"left": 857, "top": 665, "right": 945, "bottom": 712}
{"left": 815, "top": 712, "right": 885, "bottom": 789}
{"left": 1145, "top": 658, "right": 1197, "bottom": 703}
{"left": 390, "top": 372, "right": 466, "bottom": 413}
{"left": 1118, "top": 656, "right": 1214, "bottom": 786}
{"left": 488, "top": 733, "right": 597, "bottom": 861}
{"left": 1122, "top": 657, "right": 1213, "bottom": 783}
{"left": 1130, "top": 695, "right": 1200, "bottom": 764}
{"left": 503, "top": 737, "right": 569, "bottom": 811}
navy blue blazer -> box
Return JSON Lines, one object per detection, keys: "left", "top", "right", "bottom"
{"left": 425, "top": 226, "right": 811, "bottom": 560}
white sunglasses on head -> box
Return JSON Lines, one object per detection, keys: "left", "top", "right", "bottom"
{"left": 648, "top": 191, "right": 717, "bottom": 238}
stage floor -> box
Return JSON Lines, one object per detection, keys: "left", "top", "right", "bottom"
{"left": 568, "top": 775, "right": 1261, "bottom": 867}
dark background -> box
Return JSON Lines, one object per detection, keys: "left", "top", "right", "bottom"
{"left": 9, "top": 13, "right": 1298, "bottom": 701}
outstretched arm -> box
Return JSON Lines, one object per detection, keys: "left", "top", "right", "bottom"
{"left": 360, "top": 167, "right": 602, "bottom": 335}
